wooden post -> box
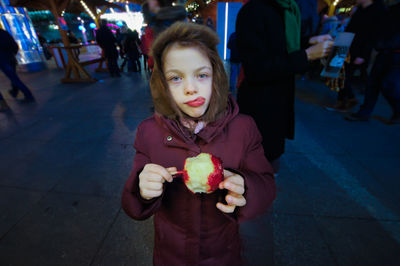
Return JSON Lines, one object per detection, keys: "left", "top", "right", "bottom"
{"left": 328, "top": 0, "right": 337, "bottom": 16}
{"left": 49, "top": 0, "right": 96, "bottom": 83}
{"left": 95, "top": 6, "right": 108, "bottom": 28}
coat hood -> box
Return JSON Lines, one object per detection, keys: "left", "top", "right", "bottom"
{"left": 155, "top": 95, "right": 239, "bottom": 144}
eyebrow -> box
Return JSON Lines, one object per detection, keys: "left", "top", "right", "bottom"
{"left": 164, "top": 66, "right": 212, "bottom": 74}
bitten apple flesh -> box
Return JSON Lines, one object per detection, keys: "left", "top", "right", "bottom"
{"left": 182, "top": 153, "right": 223, "bottom": 194}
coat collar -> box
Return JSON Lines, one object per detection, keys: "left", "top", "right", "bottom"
{"left": 155, "top": 95, "right": 239, "bottom": 145}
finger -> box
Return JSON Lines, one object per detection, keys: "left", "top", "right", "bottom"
{"left": 224, "top": 174, "right": 244, "bottom": 186}
{"left": 166, "top": 167, "right": 177, "bottom": 173}
{"left": 226, "top": 194, "right": 247, "bottom": 207}
{"left": 223, "top": 169, "right": 234, "bottom": 177}
{"left": 148, "top": 165, "right": 173, "bottom": 183}
{"left": 143, "top": 172, "right": 164, "bottom": 182}
{"left": 221, "top": 181, "right": 245, "bottom": 195}
{"left": 219, "top": 175, "right": 244, "bottom": 191}
{"left": 143, "top": 181, "right": 163, "bottom": 191}
{"left": 141, "top": 189, "right": 162, "bottom": 199}
{"left": 216, "top": 202, "right": 235, "bottom": 213}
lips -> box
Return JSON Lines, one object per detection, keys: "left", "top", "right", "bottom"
{"left": 185, "top": 97, "right": 205, "bottom": 107}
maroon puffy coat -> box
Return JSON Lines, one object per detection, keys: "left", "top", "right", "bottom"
{"left": 122, "top": 97, "right": 276, "bottom": 265}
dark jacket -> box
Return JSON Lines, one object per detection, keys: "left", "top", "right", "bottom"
{"left": 95, "top": 26, "right": 118, "bottom": 58}
{"left": 0, "top": 29, "right": 18, "bottom": 63}
{"left": 123, "top": 31, "right": 141, "bottom": 60}
{"left": 346, "top": 1, "right": 386, "bottom": 62}
{"left": 236, "top": 0, "right": 309, "bottom": 161}
{"left": 122, "top": 97, "right": 276, "bottom": 265}
{"left": 376, "top": 3, "right": 400, "bottom": 53}
{"left": 372, "top": 3, "right": 400, "bottom": 76}
{"left": 228, "top": 32, "right": 240, "bottom": 63}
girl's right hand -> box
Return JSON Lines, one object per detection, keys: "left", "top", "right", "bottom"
{"left": 139, "top": 164, "right": 176, "bottom": 200}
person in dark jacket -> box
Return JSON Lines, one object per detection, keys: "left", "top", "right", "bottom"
{"left": 345, "top": 2, "right": 400, "bottom": 124}
{"left": 326, "top": 0, "right": 387, "bottom": 111}
{"left": 123, "top": 30, "right": 141, "bottom": 72}
{"left": 0, "top": 28, "right": 35, "bottom": 111}
{"left": 96, "top": 20, "right": 120, "bottom": 77}
{"left": 121, "top": 22, "right": 276, "bottom": 266}
{"left": 236, "top": 0, "right": 333, "bottom": 172}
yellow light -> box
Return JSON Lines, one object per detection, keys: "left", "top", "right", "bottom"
{"left": 80, "top": 0, "right": 96, "bottom": 20}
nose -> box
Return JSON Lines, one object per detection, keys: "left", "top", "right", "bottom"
{"left": 184, "top": 78, "right": 198, "bottom": 95}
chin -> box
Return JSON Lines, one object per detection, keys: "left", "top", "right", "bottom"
{"left": 185, "top": 110, "right": 206, "bottom": 118}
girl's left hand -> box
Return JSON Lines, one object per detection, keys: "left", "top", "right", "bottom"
{"left": 216, "top": 169, "right": 246, "bottom": 213}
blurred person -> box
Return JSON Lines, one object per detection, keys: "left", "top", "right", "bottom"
{"left": 325, "top": 0, "right": 387, "bottom": 112}
{"left": 0, "top": 28, "right": 35, "bottom": 111}
{"left": 96, "top": 20, "right": 120, "bottom": 77}
{"left": 37, "top": 33, "right": 52, "bottom": 60}
{"left": 123, "top": 30, "right": 142, "bottom": 72}
{"left": 141, "top": 2, "right": 155, "bottom": 71}
{"left": 236, "top": 0, "right": 333, "bottom": 173}
{"left": 296, "top": 0, "right": 320, "bottom": 48}
{"left": 206, "top": 17, "right": 215, "bottom": 31}
{"left": 115, "top": 28, "right": 126, "bottom": 59}
{"left": 140, "top": 28, "right": 150, "bottom": 72}
{"left": 142, "top": 0, "right": 186, "bottom": 71}
{"left": 345, "top": 2, "right": 400, "bottom": 124}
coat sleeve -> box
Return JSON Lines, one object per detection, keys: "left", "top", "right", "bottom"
{"left": 236, "top": 117, "right": 276, "bottom": 222}
{"left": 121, "top": 123, "right": 164, "bottom": 220}
{"left": 235, "top": 3, "right": 308, "bottom": 84}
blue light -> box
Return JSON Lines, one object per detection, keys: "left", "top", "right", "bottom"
{"left": 89, "top": 22, "right": 96, "bottom": 29}
{"left": 116, "top": 21, "right": 123, "bottom": 27}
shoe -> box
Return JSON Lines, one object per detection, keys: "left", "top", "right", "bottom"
{"left": 325, "top": 101, "right": 349, "bottom": 112}
{"left": 8, "top": 89, "right": 18, "bottom": 98}
{"left": 0, "top": 100, "right": 10, "bottom": 111}
{"left": 344, "top": 112, "right": 369, "bottom": 122}
{"left": 19, "top": 97, "right": 35, "bottom": 103}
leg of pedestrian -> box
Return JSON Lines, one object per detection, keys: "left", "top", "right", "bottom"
{"left": 0, "top": 62, "right": 35, "bottom": 102}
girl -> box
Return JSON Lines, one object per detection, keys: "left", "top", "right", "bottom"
{"left": 121, "top": 22, "right": 276, "bottom": 265}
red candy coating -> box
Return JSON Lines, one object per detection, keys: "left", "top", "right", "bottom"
{"left": 180, "top": 153, "right": 223, "bottom": 194}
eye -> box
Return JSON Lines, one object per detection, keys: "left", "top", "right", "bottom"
{"left": 198, "top": 73, "right": 209, "bottom": 79}
{"left": 167, "top": 76, "right": 182, "bottom": 82}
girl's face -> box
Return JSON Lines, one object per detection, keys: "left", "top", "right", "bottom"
{"left": 164, "top": 45, "right": 213, "bottom": 119}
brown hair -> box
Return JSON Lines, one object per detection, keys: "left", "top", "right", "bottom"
{"left": 150, "top": 22, "right": 229, "bottom": 123}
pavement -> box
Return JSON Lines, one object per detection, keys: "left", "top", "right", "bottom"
{"left": 0, "top": 62, "right": 399, "bottom": 266}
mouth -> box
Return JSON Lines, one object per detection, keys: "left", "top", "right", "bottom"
{"left": 185, "top": 97, "right": 205, "bottom": 107}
